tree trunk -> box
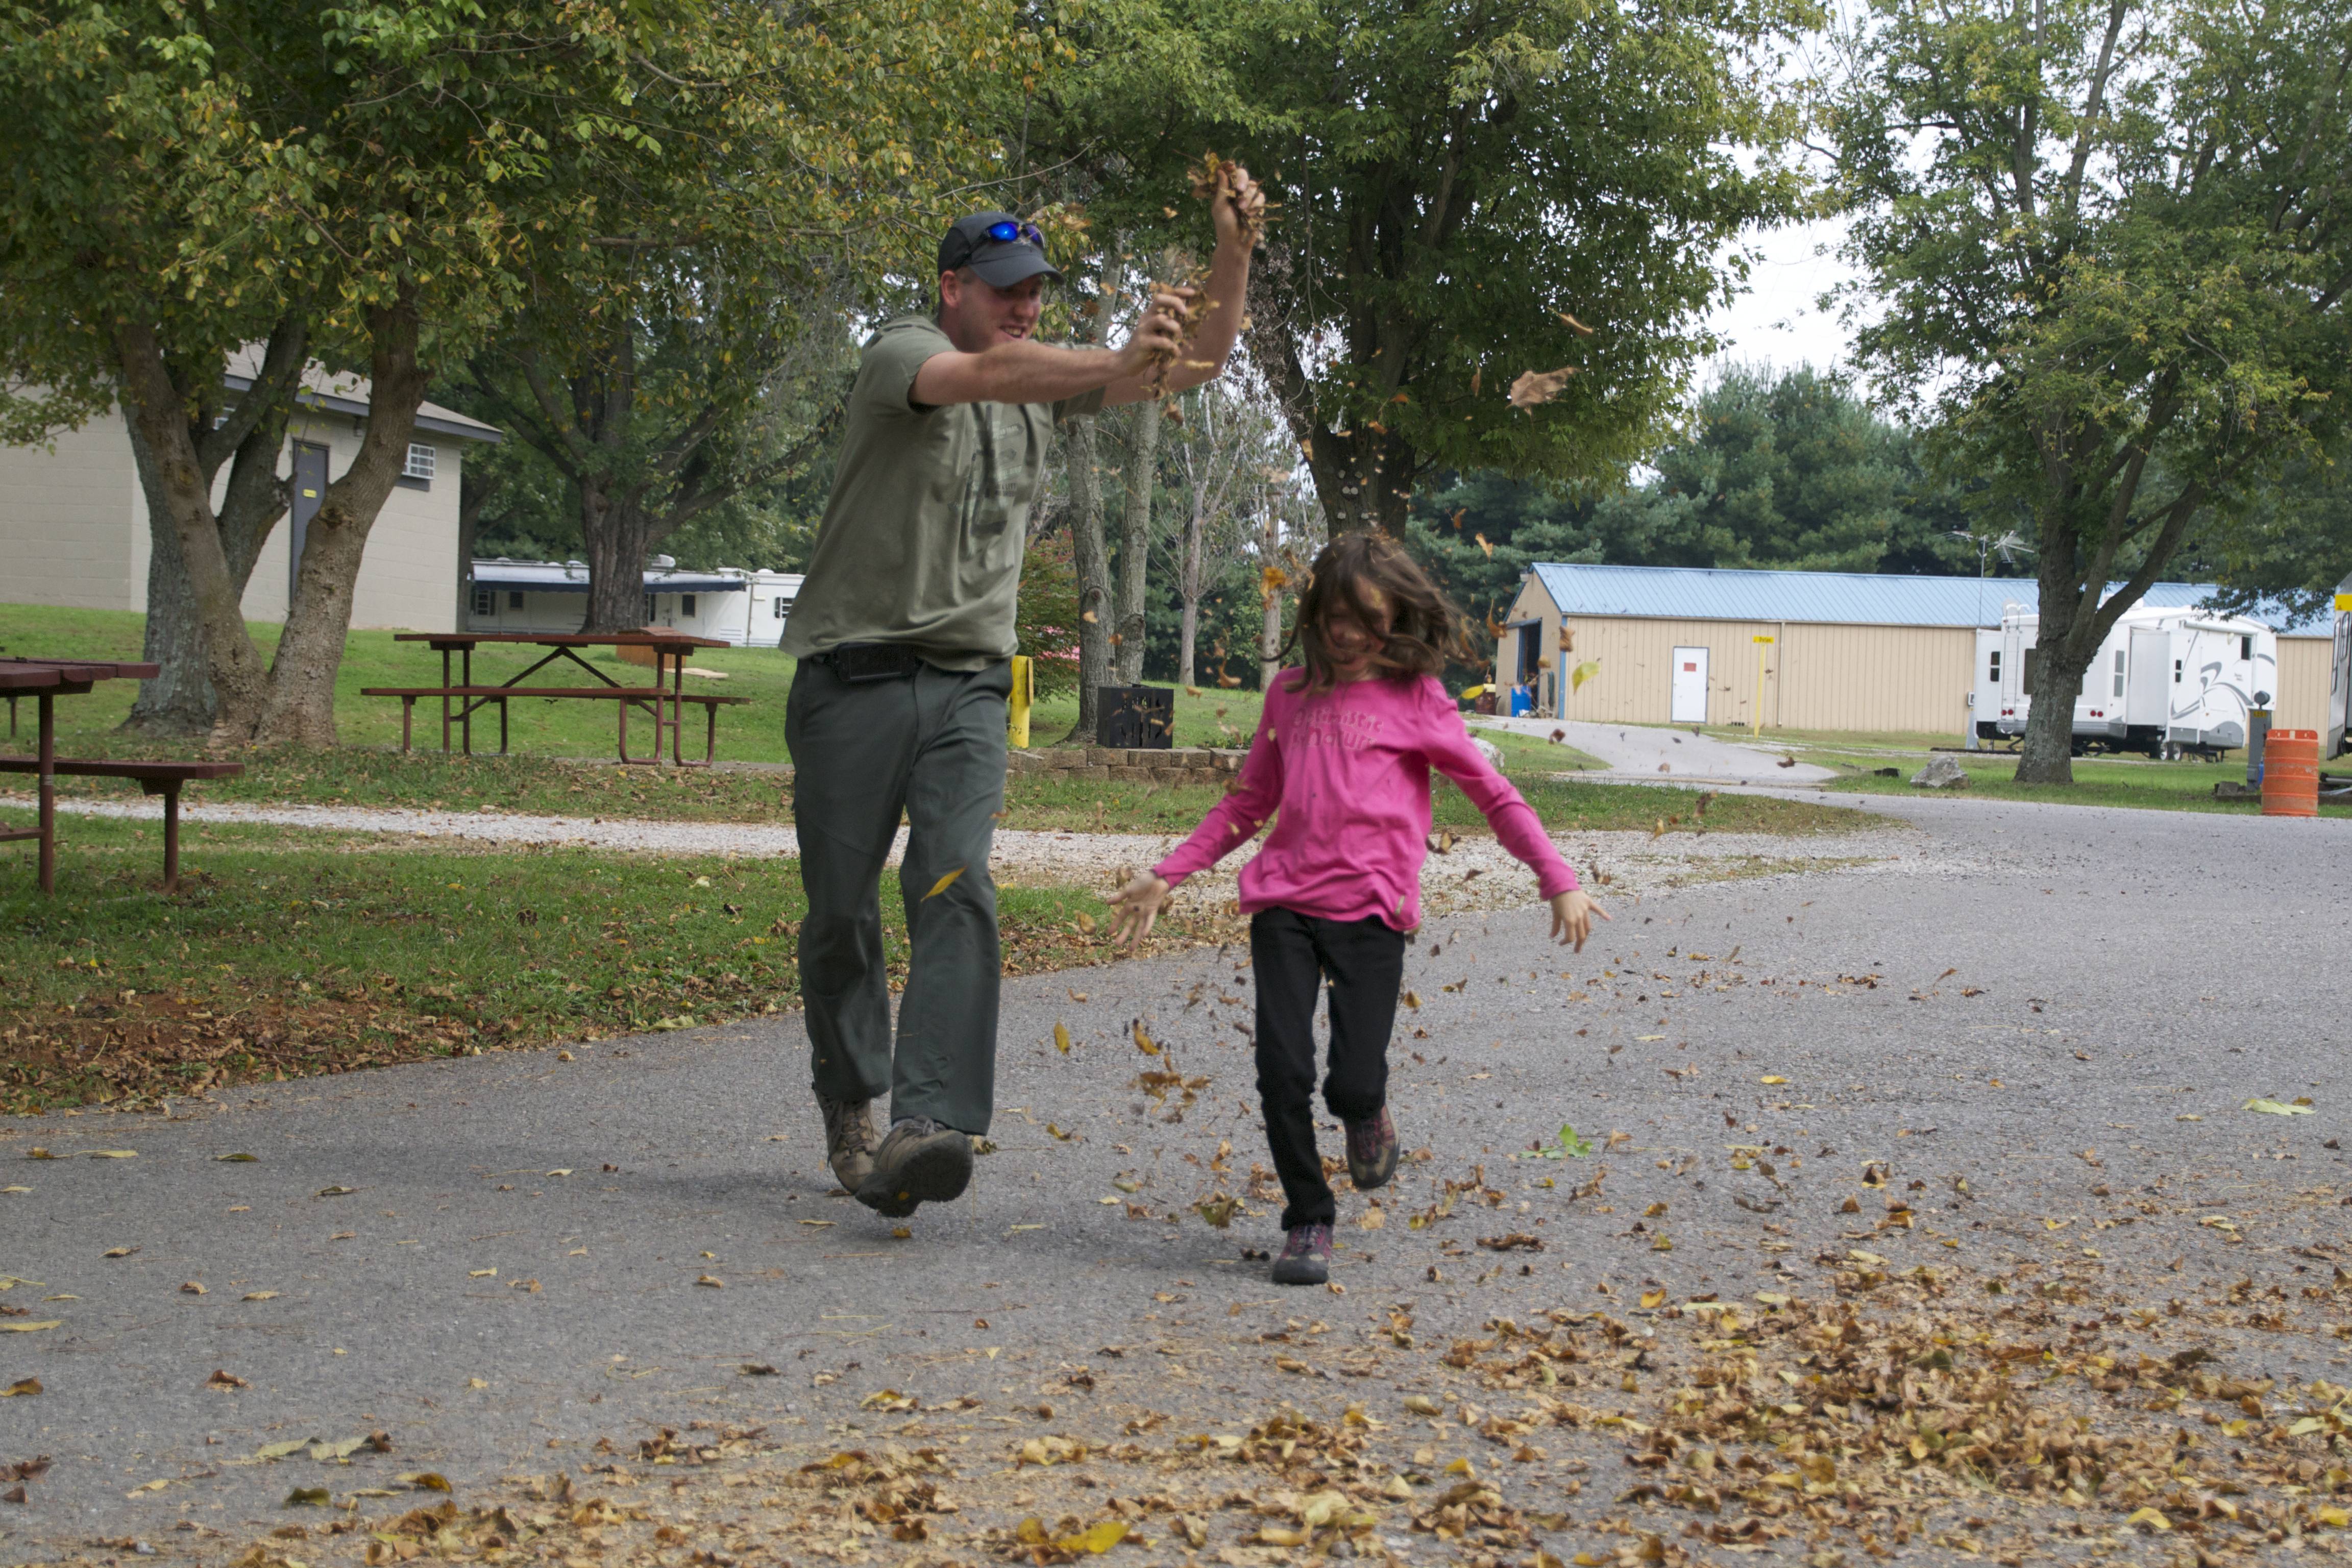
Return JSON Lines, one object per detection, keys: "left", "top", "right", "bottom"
{"left": 1114, "top": 396, "right": 1160, "bottom": 684}
{"left": 1303, "top": 422, "right": 1415, "bottom": 540}
{"left": 255, "top": 295, "right": 427, "bottom": 747}
{"left": 1057, "top": 262, "right": 1120, "bottom": 746}
{"left": 121, "top": 412, "right": 217, "bottom": 737}
{"left": 1260, "top": 507, "right": 1284, "bottom": 690}
{"left": 2014, "top": 511, "right": 2089, "bottom": 785}
{"left": 580, "top": 480, "right": 658, "bottom": 633}
{"left": 1061, "top": 416, "right": 1114, "bottom": 745}
{"left": 1177, "top": 501, "right": 1204, "bottom": 687}
{"left": 112, "top": 324, "right": 276, "bottom": 738}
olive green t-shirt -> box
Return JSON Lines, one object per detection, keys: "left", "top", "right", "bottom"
{"left": 780, "top": 315, "right": 1105, "bottom": 671}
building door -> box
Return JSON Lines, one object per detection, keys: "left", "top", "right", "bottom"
{"left": 288, "top": 443, "right": 329, "bottom": 604}
{"left": 1671, "top": 646, "right": 1709, "bottom": 723}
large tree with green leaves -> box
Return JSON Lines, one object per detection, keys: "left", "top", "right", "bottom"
{"left": 447, "top": 0, "right": 1037, "bottom": 633}
{"left": 1827, "top": 0, "right": 2352, "bottom": 782}
{"left": 1028, "top": 0, "right": 1816, "bottom": 538}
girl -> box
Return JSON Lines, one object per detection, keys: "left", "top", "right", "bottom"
{"left": 1109, "top": 532, "right": 1608, "bottom": 1286}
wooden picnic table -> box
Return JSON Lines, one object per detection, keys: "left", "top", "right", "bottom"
{"left": 364, "top": 631, "right": 746, "bottom": 767}
{"left": 0, "top": 657, "right": 245, "bottom": 896}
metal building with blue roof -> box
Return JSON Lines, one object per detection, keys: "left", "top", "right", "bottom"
{"left": 1493, "top": 562, "right": 2334, "bottom": 734}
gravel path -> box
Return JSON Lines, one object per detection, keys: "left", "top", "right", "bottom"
{"left": 1474, "top": 713, "right": 1840, "bottom": 782}
{"left": 39, "top": 794, "right": 1926, "bottom": 915}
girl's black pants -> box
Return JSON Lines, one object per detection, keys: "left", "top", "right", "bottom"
{"left": 1250, "top": 907, "right": 1407, "bottom": 1230}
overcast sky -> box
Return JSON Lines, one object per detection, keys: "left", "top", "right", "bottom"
{"left": 1700, "top": 210, "right": 1861, "bottom": 382}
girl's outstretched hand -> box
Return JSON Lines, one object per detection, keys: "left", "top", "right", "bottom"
{"left": 1548, "top": 889, "right": 1611, "bottom": 951}
{"left": 1108, "top": 872, "right": 1173, "bottom": 949}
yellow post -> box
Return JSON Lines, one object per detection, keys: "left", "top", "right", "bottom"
{"left": 1008, "top": 654, "right": 1033, "bottom": 748}
{"left": 1751, "top": 635, "right": 1775, "bottom": 737}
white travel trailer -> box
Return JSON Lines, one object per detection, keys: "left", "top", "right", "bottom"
{"left": 1974, "top": 603, "right": 2277, "bottom": 757}
{"left": 465, "top": 557, "right": 802, "bottom": 647}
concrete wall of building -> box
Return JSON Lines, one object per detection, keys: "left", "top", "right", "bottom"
{"left": 0, "top": 410, "right": 143, "bottom": 610}
{"left": 10, "top": 403, "right": 459, "bottom": 633}
{"left": 2277, "top": 635, "right": 2332, "bottom": 733}
{"left": 1496, "top": 575, "right": 1981, "bottom": 734}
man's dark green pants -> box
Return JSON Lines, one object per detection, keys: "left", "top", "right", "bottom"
{"left": 786, "top": 656, "right": 1009, "bottom": 1136}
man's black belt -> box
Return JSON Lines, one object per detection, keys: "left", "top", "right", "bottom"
{"left": 811, "top": 643, "right": 925, "bottom": 683}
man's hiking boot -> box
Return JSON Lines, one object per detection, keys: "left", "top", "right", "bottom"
{"left": 820, "top": 1095, "right": 878, "bottom": 1193}
{"left": 1345, "top": 1106, "right": 1399, "bottom": 1191}
{"left": 1269, "top": 1222, "right": 1334, "bottom": 1286}
{"left": 855, "top": 1117, "right": 974, "bottom": 1219}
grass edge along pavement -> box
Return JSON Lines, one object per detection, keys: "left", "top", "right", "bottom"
{"left": 0, "top": 812, "right": 1131, "bottom": 1116}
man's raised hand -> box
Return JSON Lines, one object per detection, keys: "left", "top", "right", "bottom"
{"left": 1208, "top": 162, "right": 1267, "bottom": 249}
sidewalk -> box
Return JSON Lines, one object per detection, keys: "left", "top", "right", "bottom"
{"left": 1475, "top": 713, "right": 1838, "bottom": 783}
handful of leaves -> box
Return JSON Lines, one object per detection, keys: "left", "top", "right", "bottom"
{"left": 1188, "top": 151, "right": 1272, "bottom": 246}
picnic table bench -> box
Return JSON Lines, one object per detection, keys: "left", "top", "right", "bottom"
{"left": 1, "top": 656, "right": 242, "bottom": 895}
{"left": 0, "top": 756, "right": 244, "bottom": 893}
{"left": 363, "top": 631, "right": 745, "bottom": 766}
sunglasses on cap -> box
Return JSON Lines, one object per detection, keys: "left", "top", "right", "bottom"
{"left": 984, "top": 218, "right": 1047, "bottom": 248}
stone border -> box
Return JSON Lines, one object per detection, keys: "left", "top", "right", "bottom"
{"left": 1008, "top": 745, "right": 1247, "bottom": 784}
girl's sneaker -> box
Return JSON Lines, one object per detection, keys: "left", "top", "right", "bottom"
{"left": 1345, "top": 1107, "right": 1399, "bottom": 1190}
{"left": 1270, "top": 1223, "right": 1334, "bottom": 1286}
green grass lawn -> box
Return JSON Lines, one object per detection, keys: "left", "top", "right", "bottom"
{"left": 1784, "top": 742, "right": 2348, "bottom": 815}
{"left": 0, "top": 808, "right": 1137, "bottom": 1114}
{"left": 2, "top": 601, "right": 801, "bottom": 761}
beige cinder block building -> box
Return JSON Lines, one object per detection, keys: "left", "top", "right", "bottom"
{"left": 0, "top": 357, "right": 500, "bottom": 632}
{"left": 1495, "top": 563, "right": 2335, "bottom": 736}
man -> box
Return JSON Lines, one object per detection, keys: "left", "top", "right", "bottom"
{"left": 782, "top": 177, "right": 1262, "bottom": 1218}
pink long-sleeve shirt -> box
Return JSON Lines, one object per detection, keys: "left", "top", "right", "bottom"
{"left": 1154, "top": 671, "right": 1580, "bottom": 931}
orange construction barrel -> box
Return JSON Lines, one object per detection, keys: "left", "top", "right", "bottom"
{"left": 2261, "top": 729, "right": 2320, "bottom": 817}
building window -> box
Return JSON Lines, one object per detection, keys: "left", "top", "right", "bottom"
{"left": 403, "top": 444, "right": 437, "bottom": 480}
{"left": 680, "top": 593, "right": 697, "bottom": 617}
{"left": 471, "top": 587, "right": 494, "bottom": 617}
{"left": 643, "top": 594, "right": 657, "bottom": 624}
{"left": 508, "top": 590, "right": 525, "bottom": 610}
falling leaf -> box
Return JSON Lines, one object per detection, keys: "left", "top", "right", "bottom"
{"left": 87, "top": 1150, "right": 137, "bottom": 1159}
{"left": 1570, "top": 659, "right": 1601, "bottom": 692}
{"left": 242, "top": 1290, "right": 280, "bottom": 1302}
{"left": 1639, "top": 1288, "right": 1669, "bottom": 1309}
{"left": 922, "top": 866, "right": 966, "bottom": 900}
{"left": 216, "top": 1153, "right": 259, "bottom": 1163}
{"left": 1760, "top": 1075, "right": 1788, "bottom": 1085}
{"left": 402, "top": 1473, "right": 452, "bottom": 1493}
{"left": 207, "top": 1370, "right": 249, "bottom": 1390}
{"left": 315, "top": 1186, "right": 354, "bottom": 1197}
{"left": 283, "top": 1487, "right": 330, "bottom": 1507}
{"left": 1475, "top": 532, "right": 1494, "bottom": 558}
{"left": 1556, "top": 310, "right": 1597, "bottom": 336}
{"left": 181, "top": 1282, "right": 206, "bottom": 1295}
{"left": 1074, "top": 910, "right": 1097, "bottom": 935}
{"left": 468, "top": 1269, "right": 496, "bottom": 1279}
{"left": 1055, "top": 1022, "right": 1073, "bottom": 1055}
{"left": 1, "top": 1379, "right": 39, "bottom": 1397}
{"left": 103, "top": 1246, "right": 137, "bottom": 1259}
{"left": 1133, "top": 1021, "right": 1161, "bottom": 1056}
{"left": 23, "top": 1148, "right": 55, "bottom": 1160}
{"left": 891, "top": 1226, "right": 912, "bottom": 1239}
{"left": 1507, "top": 368, "right": 1575, "bottom": 408}
{"left": 741, "top": 1363, "right": 779, "bottom": 1377}
{"left": 2243, "top": 1098, "right": 2312, "bottom": 1115}
{"left": 1, "top": 1320, "right": 61, "bottom": 1333}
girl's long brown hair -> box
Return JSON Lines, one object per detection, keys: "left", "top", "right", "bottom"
{"left": 1280, "top": 531, "right": 1478, "bottom": 694}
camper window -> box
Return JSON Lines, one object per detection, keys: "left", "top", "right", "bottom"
{"left": 472, "top": 588, "right": 494, "bottom": 617}
{"left": 1988, "top": 650, "right": 2001, "bottom": 683}
{"left": 2113, "top": 649, "right": 2126, "bottom": 698}
{"left": 2174, "top": 658, "right": 2183, "bottom": 684}
{"left": 681, "top": 594, "right": 698, "bottom": 617}
{"left": 2240, "top": 634, "right": 2252, "bottom": 660}
{"left": 508, "top": 590, "right": 525, "bottom": 610}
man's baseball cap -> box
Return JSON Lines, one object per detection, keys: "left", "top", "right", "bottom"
{"left": 938, "top": 211, "right": 1063, "bottom": 287}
